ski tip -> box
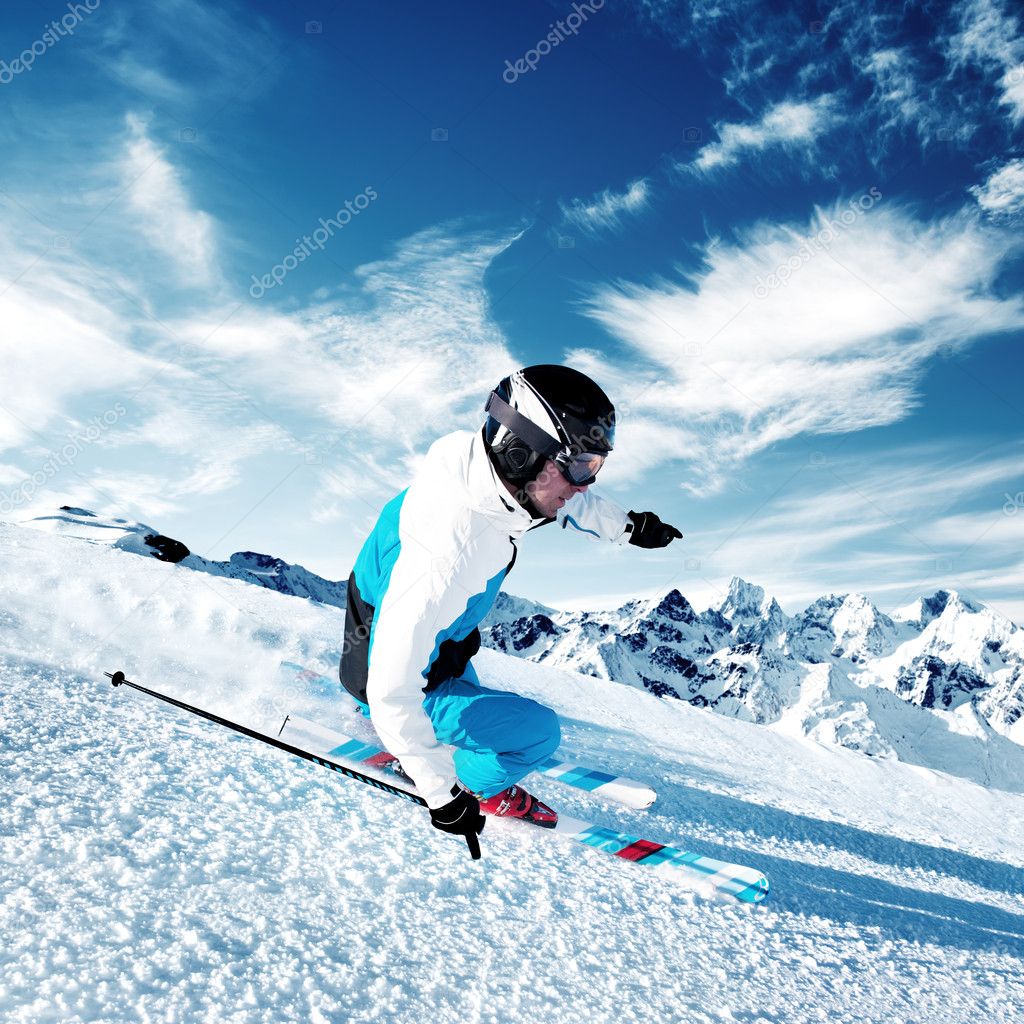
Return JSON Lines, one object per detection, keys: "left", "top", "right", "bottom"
{"left": 610, "top": 785, "right": 658, "bottom": 810}
{"left": 635, "top": 790, "right": 657, "bottom": 809}
{"left": 734, "top": 876, "right": 771, "bottom": 904}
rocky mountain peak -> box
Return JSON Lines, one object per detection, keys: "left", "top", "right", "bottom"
{"left": 652, "top": 588, "right": 697, "bottom": 624}
{"left": 717, "top": 576, "right": 769, "bottom": 623}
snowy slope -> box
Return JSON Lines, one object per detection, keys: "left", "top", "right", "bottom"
{"left": 1, "top": 521, "right": 1022, "bottom": 1023}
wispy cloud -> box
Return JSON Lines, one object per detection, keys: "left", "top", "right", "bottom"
{"left": 0, "top": 241, "right": 163, "bottom": 453}
{"left": 142, "top": 223, "right": 524, "bottom": 529}
{"left": 855, "top": 47, "right": 954, "bottom": 145}
{"left": 1000, "top": 63, "right": 1024, "bottom": 122}
{"left": 947, "top": 0, "right": 1024, "bottom": 123}
{"left": 971, "top": 159, "right": 1024, "bottom": 217}
{"left": 947, "top": 0, "right": 1023, "bottom": 69}
{"left": 559, "top": 178, "right": 651, "bottom": 235}
{"left": 544, "top": 441, "right": 1024, "bottom": 622}
{"left": 104, "top": 55, "right": 193, "bottom": 106}
{"left": 91, "top": 0, "right": 281, "bottom": 111}
{"left": 110, "top": 387, "right": 301, "bottom": 498}
{"left": 732, "top": 443, "right": 1024, "bottom": 550}
{"left": 170, "top": 225, "right": 520, "bottom": 454}
{"left": 639, "top": 0, "right": 1024, "bottom": 152}
{"left": 0, "top": 104, "right": 521, "bottom": 528}
{"left": 688, "top": 442, "right": 1024, "bottom": 617}
{"left": 579, "top": 203, "right": 1024, "bottom": 495}
{"left": 120, "top": 113, "right": 220, "bottom": 289}
{"left": 687, "top": 96, "right": 837, "bottom": 174}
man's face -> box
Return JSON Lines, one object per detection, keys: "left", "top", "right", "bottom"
{"left": 523, "top": 459, "right": 590, "bottom": 518}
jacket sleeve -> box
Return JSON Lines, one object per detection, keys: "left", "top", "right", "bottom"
{"left": 364, "top": 515, "right": 492, "bottom": 809}
{"left": 556, "top": 488, "right": 632, "bottom": 544}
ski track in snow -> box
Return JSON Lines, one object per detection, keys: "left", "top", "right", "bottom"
{"left": 1, "top": 523, "right": 1023, "bottom": 1023}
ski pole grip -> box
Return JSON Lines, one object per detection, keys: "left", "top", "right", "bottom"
{"left": 465, "top": 831, "right": 481, "bottom": 861}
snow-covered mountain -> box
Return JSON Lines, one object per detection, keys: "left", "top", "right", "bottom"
{"left": 1, "top": 515, "right": 1022, "bottom": 1024}
{"left": 18, "top": 507, "right": 1024, "bottom": 792}
{"left": 481, "top": 577, "right": 1024, "bottom": 791}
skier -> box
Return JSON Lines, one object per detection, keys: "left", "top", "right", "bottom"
{"left": 339, "top": 365, "right": 682, "bottom": 857}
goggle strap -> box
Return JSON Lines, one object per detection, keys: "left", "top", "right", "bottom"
{"left": 485, "top": 391, "right": 564, "bottom": 461}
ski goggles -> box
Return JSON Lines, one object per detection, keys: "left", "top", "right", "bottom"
{"left": 553, "top": 449, "right": 607, "bottom": 486}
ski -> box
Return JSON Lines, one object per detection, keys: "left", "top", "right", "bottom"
{"left": 278, "top": 713, "right": 770, "bottom": 903}
{"left": 106, "top": 669, "right": 768, "bottom": 902}
{"left": 278, "top": 713, "right": 416, "bottom": 780}
{"left": 280, "top": 660, "right": 657, "bottom": 809}
{"left": 552, "top": 816, "right": 770, "bottom": 904}
{"left": 535, "top": 756, "right": 655, "bottom": 809}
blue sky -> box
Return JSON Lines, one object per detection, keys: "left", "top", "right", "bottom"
{"left": 1, "top": 0, "right": 1023, "bottom": 622}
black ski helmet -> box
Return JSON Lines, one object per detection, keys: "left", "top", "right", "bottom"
{"left": 483, "top": 365, "right": 616, "bottom": 485}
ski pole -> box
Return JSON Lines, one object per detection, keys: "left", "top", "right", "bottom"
{"left": 104, "top": 669, "right": 428, "bottom": 805}
{"left": 106, "top": 670, "right": 483, "bottom": 860}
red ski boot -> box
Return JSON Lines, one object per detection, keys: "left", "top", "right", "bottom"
{"left": 477, "top": 784, "right": 558, "bottom": 828}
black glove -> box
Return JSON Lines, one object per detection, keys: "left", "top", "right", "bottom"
{"left": 429, "top": 785, "right": 485, "bottom": 860}
{"left": 626, "top": 510, "right": 683, "bottom": 549}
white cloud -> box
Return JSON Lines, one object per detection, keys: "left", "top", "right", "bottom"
{"left": 120, "top": 114, "right": 220, "bottom": 288}
{"left": 307, "top": 455, "right": 411, "bottom": 528}
{"left": 639, "top": 1, "right": 1023, "bottom": 149}
{"left": 947, "top": 0, "right": 1023, "bottom": 70}
{"left": 721, "top": 36, "right": 779, "bottom": 97}
{"left": 63, "top": 472, "right": 191, "bottom": 520}
{"left": 111, "top": 391, "right": 302, "bottom": 499}
{"left": 580, "top": 204, "right": 1024, "bottom": 494}
{"left": 682, "top": 443, "right": 1024, "bottom": 617}
{"left": 856, "top": 48, "right": 946, "bottom": 143}
{"left": 725, "top": 444, "right": 1024, "bottom": 553}
{"left": 0, "top": 464, "right": 25, "bottom": 487}
{"left": 0, "top": 250, "right": 164, "bottom": 453}
{"left": 688, "top": 96, "right": 837, "bottom": 174}
{"left": 926, "top": 507, "right": 1024, "bottom": 552}
{"left": 175, "top": 226, "right": 520, "bottom": 452}
{"left": 0, "top": 110, "right": 292, "bottom": 521}
{"left": 0, "top": 102, "right": 524, "bottom": 525}
{"left": 105, "top": 55, "right": 193, "bottom": 105}
{"left": 156, "top": 225, "right": 524, "bottom": 525}
{"left": 971, "top": 158, "right": 1024, "bottom": 216}
{"left": 559, "top": 179, "right": 651, "bottom": 235}
{"left": 1001, "top": 64, "right": 1024, "bottom": 121}
{"left": 92, "top": 0, "right": 280, "bottom": 108}
{"left": 947, "top": 0, "right": 1024, "bottom": 125}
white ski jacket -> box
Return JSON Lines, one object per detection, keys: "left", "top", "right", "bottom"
{"left": 343, "top": 429, "right": 631, "bottom": 808}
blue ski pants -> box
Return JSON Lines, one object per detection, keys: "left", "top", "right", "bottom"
{"left": 356, "top": 668, "right": 560, "bottom": 799}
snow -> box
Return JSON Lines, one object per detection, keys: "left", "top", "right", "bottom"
{"left": 1, "top": 520, "right": 1023, "bottom": 1023}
